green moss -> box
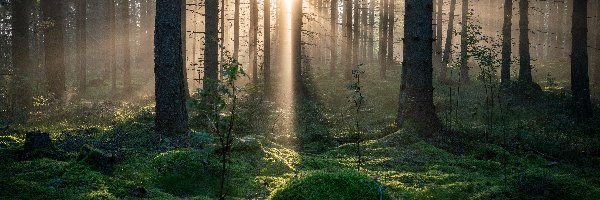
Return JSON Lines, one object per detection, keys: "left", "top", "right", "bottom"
{"left": 511, "top": 169, "right": 600, "bottom": 200}
{"left": 270, "top": 170, "right": 391, "bottom": 200}
{"left": 152, "top": 149, "right": 219, "bottom": 197}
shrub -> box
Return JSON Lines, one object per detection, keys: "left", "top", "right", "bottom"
{"left": 270, "top": 170, "right": 391, "bottom": 200}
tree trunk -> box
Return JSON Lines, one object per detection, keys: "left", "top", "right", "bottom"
{"left": 518, "top": 0, "right": 532, "bottom": 84}
{"left": 379, "top": 0, "right": 388, "bottom": 78}
{"left": 440, "top": 0, "right": 456, "bottom": 82}
{"left": 264, "top": 0, "right": 271, "bottom": 88}
{"left": 434, "top": 0, "right": 443, "bottom": 71}
{"left": 344, "top": 0, "right": 353, "bottom": 80}
{"left": 41, "top": 0, "right": 66, "bottom": 101}
{"left": 368, "top": 0, "right": 375, "bottom": 64}
{"left": 154, "top": 0, "right": 189, "bottom": 135}
{"left": 250, "top": 0, "right": 258, "bottom": 82}
{"left": 330, "top": 0, "right": 338, "bottom": 75}
{"left": 11, "top": 0, "right": 33, "bottom": 123}
{"left": 353, "top": 0, "right": 360, "bottom": 68}
{"left": 500, "top": 0, "right": 513, "bottom": 84}
{"left": 571, "top": 0, "right": 592, "bottom": 118}
{"left": 108, "top": 0, "right": 117, "bottom": 95}
{"left": 459, "top": 0, "right": 469, "bottom": 83}
{"left": 387, "top": 0, "right": 395, "bottom": 68}
{"left": 397, "top": 0, "right": 441, "bottom": 136}
{"left": 204, "top": 0, "right": 220, "bottom": 102}
{"left": 122, "top": 0, "right": 132, "bottom": 94}
{"left": 361, "top": 0, "right": 368, "bottom": 62}
{"left": 291, "top": 0, "right": 303, "bottom": 91}
{"left": 234, "top": 0, "right": 240, "bottom": 59}
{"left": 76, "top": 0, "right": 87, "bottom": 95}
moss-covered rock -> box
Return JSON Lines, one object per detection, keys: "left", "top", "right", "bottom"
{"left": 152, "top": 149, "right": 219, "bottom": 197}
{"left": 270, "top": 170, "right": 391, "bottom": 200}
{"left": 78, "top": 145, "right": 118, "bottom": 175}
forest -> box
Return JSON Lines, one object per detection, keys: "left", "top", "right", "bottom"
{"left": 1, "top": 0, "right": 599, "bottom": 199}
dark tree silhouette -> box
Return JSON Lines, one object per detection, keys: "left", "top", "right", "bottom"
{"left": 500, "top": 0, "right": 513, "bottom": 84}
{"left": 154, "top": 0, "right": 189, "bottom": 135}
{"left": 387, "top": 0, "right": 395, "bottom": 68}
{"left": 204, "top": 0, "right": 219, "bottom": 104}
{"left": 379, "top": 0, "right": 388, "bottom": 78}
{"left": 440, "top": 0, "right": 457, "bottom": 82}
{"left": 10, "top": 0, "right": 33, "bottom": 122}
{"left": 330, "top": 0, "right": 338, "bottom": 75}
{"left": 122, "top": 0, "right": 132, "bottom": 94}
{"left": 397, "top": 0, "right": 442, "bottom": 135}
{"left": 234, "top": 0, "right": 240, "bottom": 59}
{"left": 108, "top": 0, "right": 117, "bottom": 94}
{"left": 250, "top": 0, "right": 258, "bottom": 82}
{"left": 292, "top": 0, "right": 303, "bottom": 87}
{"left": 344, "top": 0, "right": 353, "bottom": 80}
{"left": 368, "top": 0, "right": 375, "bottom": 64}
{"left": 41, "top": 0, "right": 66, "bottom": 100}
{"left": 571, "top": 0, "right": 592, "bottom": 118}
{"left": 518, "top": 0, "right": 533, "bottom": 84}
{"left": 434, "top": 0, "right": 444, "bottom": 70}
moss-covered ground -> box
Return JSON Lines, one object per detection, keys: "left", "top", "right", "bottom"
{"left": 1, "top": 67, "right": 600, "bottom": 199}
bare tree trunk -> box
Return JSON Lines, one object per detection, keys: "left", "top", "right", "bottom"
{"left": 11, "top": 0, "right": 33, "bottom": 122}
{"left": 440, "top": 0, "right": 456, "bottom": 82}
{"left": 76, "top": 0, "right": 87, "bottom": 95}
{"left": 264, "top": 0, "right": 271, "bottom": 87}
{"left": 459, "top": 0, "right": 469, "bottom": 84}
{"left": 204, "top": 0, "right": 220, "bottom": 101}
{"left": 344, "top": 0, "right": 353, "bottom": 80}
{"left": 330, "top": 0, "right": 338, "bottom": 76}
{"left": 368, "top": 0, "right": 375, "bottom": 64}
{"left": 292, "top": 0, "right": 303, "bottom": 90}
{"left": 250, "top": 0, "right": 258, "bottom": 82}
{"left": 41, "top": 0, "right": 66, "bottom": 100}
{"left": 154, "top": 0, "right": 189, "bottom": 135}
{"left": 397, "top": 0, "right": 441, "bottom": 136}
{"left": 108, "top": 0, "right": 117, "bottom": 95}
{"left": 434, "top": 0, "right": 444, "bottom": 71}
{"left": 123, "top": 0, "right": 132, "bottom": 94}
{"left": 571, "top": 0, "right": 592, "bottom": 118}
{"left": 387, "top": 0, "right": 394, "bottom": 68}
{"left": 500, "top": 0, "right": 513, "bottom": 84}
{"left": 353, "top": 0, "right": 360, "bottom": 68}
{"left": 518, "top": 0, "right": 533, "bottom": 84}
{"left": 379, "top": 0, "right": 388, "bottom": 78}
{"left": 234, "top": 0, "right": 240, "bottom": 59}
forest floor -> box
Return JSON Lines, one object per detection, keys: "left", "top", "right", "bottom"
{"left": 1, "top": 66, "right": 600, "bottom": 199}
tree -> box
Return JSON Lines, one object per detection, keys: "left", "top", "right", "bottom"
{"left": 122, "top": 0, "right": 132, "bottom": 94}
{"left": 518, "top": 0, "right": 533, "bottom": 84}
{"left": 10, "top": 0, "right": 33, "bottom": 123}
{"left": 76, "top": 0, "right": 87, "bottom": 95}
{"left": 459, "top": 0, "right": 469, "bottom": 83}
{"left": 387, "top": 0, "right": 395, "bottom": 68}
{"left": 291, "top": 0, "right": 303, "bottom": 89}
{"left": 108, "top": 0, "right": 117, "bottom": 94}
{"left": 344, "top": 0, "right": 353, "bottom": 79}
{"left": 353, "top": 0, "right": 360, "bottom": 69}
{"left": 434, "top": 0, "right": 443, "bottom": 70}
{"left": 154, "top": 0, "right": 189, "bottom": 135}
{"left": 379, "top": 0, "right": 388, "bottom": 78}
{"left": 250, "top": 0, "right": 258, "bottom": 82}
{"left": 571, "top": 0, "right": 592, "bottom": 118}
{"left": 264, "top": 0, "right": 271, "bottom": 88}
{"left": 368, "top": 0, "right": 375, "bottom": 64}
{"left": 41, "top": 0, "right": 66, "bottom": 100}
{"left": 439, "top": 0, "right": 457, "bottom": 82}
{"left": 397, "top": 0, "right": 442, "bottom": 136}
{"left": 500, "top": 0, "right": 513, "bottom": 84}
{"left": 330, "top": 0, "right": 338, "bottom": 75}
{"left": 233, "top": 0, "right": 240, "bottom": 59}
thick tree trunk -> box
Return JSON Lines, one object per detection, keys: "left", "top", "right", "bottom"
{"left": 440, "top": 0, "right": 456, "bottom": 82}
{"left": 264, "top": 0, "right": 271, "bottom": 87}
{"left": 204, "top": 0, "right": 220, "bottom": 101}
{"left": 123, "top": 0, "right": 132, "bottom": 94}
{"left": 397, "top": 0, "right": 441, "bottom": 136}
{"left": 518, "top": 0, "right": 533, "bottom": 84}
{"left": 500, "top": 0, "right": 513, "bottom": 84}
{"left": 379, "top": 0, "right": 388, "bottom": 78}
{"left": 154, "top": 0, "right": 189, "bottom": 135}
{"left": 234, "top": 0, "right": 240, "bottom": 59}
{"left": 76, "top": 0, "right": 87, "bottom": 95}
{"left": 330, "top": 0, "right": 338, "bottom": 75}
{"left": 41, "top": 0, "right": 66, "bottom": 101}
{"left": 459, "top": 0, "right": 469, "bottom": 83}
{"left": 250, "top": 0, "right": 258, "bottom": 82}
{"left": 571, "top": 0, "right": 592, "bottom": 118}
{"left": 11, "top": 0, "right": 33, "bottom": 123}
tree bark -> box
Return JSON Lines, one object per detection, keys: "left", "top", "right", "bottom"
{"left": 368, "top": 0, "right": 375, "bottom": 64}
{"left": 76, "top": 0, "right": 87, "bottom": 95}
{"left": 459, "top": 0, "right": 469, "bottom": 83}
{"left": 41, "top": 0, "right": 66, "bottom": 101}
{"left": 11, "top": 0, "right": 33, "bottom": 123}
{"left": 234, "top": 0, "right": 240, "bottom": 59}
{"left": 500, "top": 0, "right": 513, "bottom": 84}
{"left": 571, "top": 0, "right": 592, "bottom": 118}
{"left": 397, "top": 0, "right": 442, "bottom": 136}
{"left": 154, "top": 0, "right": 189, "bottom": 135}
{"left": 353, "top": 0, "right": 360, "bottom": 68}
{"left": 204, "top": 0, "right": 219, "bottom": 103}
{"left": 330, "top": 0, "right": 338, "bottom": 76}
{"left": 292, "top": 0, "right": 303, "bottom": 90}
{"left": 440, "top": 0, "right": 456, "bottom": 82}
{"left": 518, "top": 0, "right": 532, "bottom": 84}
{"left": 108, "top": 0, "right": 117, "bottom": 95}
{"left": 387, "top": 0, "right": 395, "bottom": 68}
{"left": 264, "top": 0, "right": 271, "bottom": 88}
{"left": 379, "top": 0, "right": 388, "bottom": 78}
{"left": 434, "top": 0, "right": 443, "bottom": 71}
{"left": 250, "top": 0, "right": 258, "bottom": 82}
{"left": 344, "top": 0, "right": 353, "bottom": 79}
{"left": 122, "top": 0, "right": 132, "bottom": 94}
